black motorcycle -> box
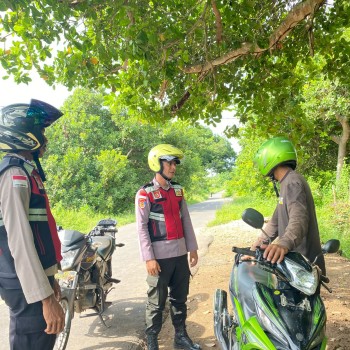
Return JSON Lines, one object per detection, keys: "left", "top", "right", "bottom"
{"left": 54, "top": 219, "right": 124, "bottom": 350}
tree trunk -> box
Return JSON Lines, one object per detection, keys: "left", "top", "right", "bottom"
{"left": 335, "top": 116, "right": 350, "bottom": 181}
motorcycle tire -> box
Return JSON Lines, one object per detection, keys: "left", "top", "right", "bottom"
{"left": 54, "top": 298, "right": 72, "bottom": 350}
{"left": 213, "top": 289, "right": 231, "bottom": 350}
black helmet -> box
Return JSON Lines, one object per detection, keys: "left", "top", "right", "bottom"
{"left": 0, "top": 99, "right": 63, "bottom": 152}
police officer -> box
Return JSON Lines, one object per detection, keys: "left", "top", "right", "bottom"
{"left": 0, "top": 99, "right": 65, "bottom": 350}
{"left": 135, "top": 144, "right": 201, "bottom": 350}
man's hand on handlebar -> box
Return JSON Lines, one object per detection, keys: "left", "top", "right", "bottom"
{"left": 240, "top": 239, "right": 268, "bottom": 261}
{"left": 263, "top": 244, "right": 289, "bottom": 264}
{"left": 240, "top": 240, "right": 288, "bottom": 264}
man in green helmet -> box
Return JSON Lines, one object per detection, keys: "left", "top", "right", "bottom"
{"left": 251, "top": 136, "right": 325, "bottom": 275}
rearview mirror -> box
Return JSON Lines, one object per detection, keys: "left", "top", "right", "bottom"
{"left": 321, "top": 239, "right": 340, "bottom": 254}
{"left": 241, "top": 208, "right": 264, "bottom": 229}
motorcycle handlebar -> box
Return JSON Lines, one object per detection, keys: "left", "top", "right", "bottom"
{"left": 100, "top": 228, "right": 117, "bottom": 233}
{"left": 232, "top": 246, "right": 255, "bottom": 257}
{"left": 89, "top": 227, "right": 117, "bottom": 236}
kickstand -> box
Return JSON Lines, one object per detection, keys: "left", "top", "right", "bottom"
{"left": 98, "top": 313, "right": 110, "bottom": 328}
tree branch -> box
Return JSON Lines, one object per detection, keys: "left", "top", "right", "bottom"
{"left": 170, "top": 71, "right": 208, "bottom": 113}
{"left": 269, "top": 0, "right": 324, "bottom": 49}
{"left": 183, "top": 0, "right": 325, "bottom": 74}
{"left": 183, "top": 42, "right": 264, "bottom": 74}
{"left": 211, "top": 0, "right": 223, "bottom": 45}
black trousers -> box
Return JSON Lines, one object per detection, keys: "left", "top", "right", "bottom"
{"left": 0, "top": 276, "right": 56, "bottom": 350}
{"left": 145, "top": 254, "right": 190, "bottom": 335}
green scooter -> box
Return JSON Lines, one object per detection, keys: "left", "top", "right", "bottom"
{"left": 213, "top": 208, "right": 340, "bottom": 350}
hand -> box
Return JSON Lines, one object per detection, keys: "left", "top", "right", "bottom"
{"left": 42, "top": 294, "right": 65, "bottom": 334}
{"left": 189, "top": 251, "right": 198, "bottom": 267}
{"left": 240, "top": 240, "right": 268, "bottom": 261}
{"left": 263, "top": 244, "right": 289, "bottom": 264}
{"left": 146, "top": 259, "right": 161, "bottom": 276}
{"left": 53, "top": 279, "right": 61, "bottom": 301}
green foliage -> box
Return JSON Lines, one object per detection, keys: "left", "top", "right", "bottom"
{"left": 43, "top": 88, "right": 235, "bottom": 213}
{"left": 1, "top": 1, "right": 349, "bottom": 126}
{"left": 52, "top": 202, "right": 135, "bottom": 233}
{"left": 207, "top": 172, "right": 232, "bottom": 195}
{"left": 225, "top": 132, "right": 276, "bottom": 198}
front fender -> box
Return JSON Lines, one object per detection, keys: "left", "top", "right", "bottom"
{"left": 60, "top": 287, "right": 76, "bottom": 316}
{"left": 233, "top": 297, "right": 276, "bottom": 350}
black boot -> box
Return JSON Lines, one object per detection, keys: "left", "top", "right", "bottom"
{"left": 146, "top": 334, "right": 159, "bottom": 350}
{"left": 174, "top": 326, "right": 201, "bottom": 350}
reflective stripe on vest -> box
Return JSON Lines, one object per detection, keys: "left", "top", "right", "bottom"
{"left": 0, "top": 208, "right": 48, "bottom": 226}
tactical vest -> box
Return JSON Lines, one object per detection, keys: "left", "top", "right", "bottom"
{"left": 0, "top": 155, "right": 61, "bottom": 283}
{"left": 142, "top": 182, "right": 184, "bottom": 242}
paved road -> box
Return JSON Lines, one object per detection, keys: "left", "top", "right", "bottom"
{"left": 0, "top": 193, "right": 230, "bottom": 350}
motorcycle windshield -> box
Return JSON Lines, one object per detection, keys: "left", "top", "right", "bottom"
{"left": 229, "top": 261, "right": 277, "bottom": 321}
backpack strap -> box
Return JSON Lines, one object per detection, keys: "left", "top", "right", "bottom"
{"left": 0, "top": 155, "right": 33, "bottom": 179}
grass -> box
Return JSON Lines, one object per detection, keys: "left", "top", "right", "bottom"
{"left": 52, "top": 206, "right": 135, "bottom": 233}
{"left": 207, "top": 196, "right": 276, "bottom": 227}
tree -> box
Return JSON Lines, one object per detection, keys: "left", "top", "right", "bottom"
{"left": 44, "top": 88, "right": 235, "bottom": 212}
{"left": 301, "top": 76, "right": 350, "bottom": 180}
{"left": 1, "top": 0, "right": 349, "bottom": 126}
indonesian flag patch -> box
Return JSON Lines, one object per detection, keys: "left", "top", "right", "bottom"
{"left": 12, "top": 175, "right": 28, "bottom": 188}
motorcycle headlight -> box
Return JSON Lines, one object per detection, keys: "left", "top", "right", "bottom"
{"left": 283, "top": 258, "right": 318, "bottom": 295}
{"left": 60, "top": 249, "right": 80, "bottom": 271}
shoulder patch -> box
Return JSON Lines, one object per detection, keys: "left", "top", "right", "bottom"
{"left": 138, "top": 197, "right": 147, "bottom": 209}
{"left": 174, "top": 188, "right": 183, "bottom": 197}
{"left": 12, "top": 175, "right": 28, "bottom": 188}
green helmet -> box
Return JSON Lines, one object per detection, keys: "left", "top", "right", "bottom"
{"left": 148, "top": 144, "right": 184, "bottom": 172}
{"left": 254, "top": 137, "right": 297, "bottom": 176}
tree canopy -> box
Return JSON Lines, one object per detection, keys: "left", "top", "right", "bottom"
{"left": 1, "top": 0, "right": 349, "bottom": 127}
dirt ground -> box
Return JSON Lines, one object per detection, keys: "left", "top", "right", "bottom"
{"left": 157, "top": 221, "right": 350, "bottom": 350}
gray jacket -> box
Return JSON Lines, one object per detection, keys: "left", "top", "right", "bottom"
{"left": 263, "top": 170, "right": 325, "bottom": 274}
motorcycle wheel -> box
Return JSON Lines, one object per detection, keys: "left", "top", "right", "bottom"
{"left": 54, "top": 298, "right": 72, "bottom": 350}
{"left": 213, "top": 289, "right": 231, "bottom": 350}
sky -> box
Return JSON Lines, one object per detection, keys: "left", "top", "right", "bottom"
{"left": 0, "top": 70, "right": 241, "bottom": 151}
{"left": 0, "top": 70, "right": 70, "bottom": 109}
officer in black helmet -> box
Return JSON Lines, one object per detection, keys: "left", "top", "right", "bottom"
{"left": 0, "top": 99, "right": 65, "bottom": 350}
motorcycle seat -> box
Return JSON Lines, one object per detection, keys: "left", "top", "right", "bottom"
{"left": 91, "top": 236, "right": 114, "bottom": 260}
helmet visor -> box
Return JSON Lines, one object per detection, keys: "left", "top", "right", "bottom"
{"left": 159, "top": 155, "right": 181, "bottom": 164}
{"left": 28, "top": 99, "right": 63, "bottom": 127}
